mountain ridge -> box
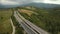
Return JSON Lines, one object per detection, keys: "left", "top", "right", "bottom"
{"left": 0, "top": 2, "right": 60, "bottom": 8}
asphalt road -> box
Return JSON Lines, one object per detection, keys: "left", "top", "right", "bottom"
{"left": 14, "top": 11, "right": 49, "bottom": 34}
{"left": 14, "top": 11, "right": 37, "bottom": 34}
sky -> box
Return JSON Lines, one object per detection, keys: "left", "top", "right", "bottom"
{"left": 0, "top": 0, "right": 32, "bottom": 5}
{"left": 33, "top": 0, "right": 60, "bottom": 4}
{"left": 0, "top": 0, "right": 60, "bottom": 5}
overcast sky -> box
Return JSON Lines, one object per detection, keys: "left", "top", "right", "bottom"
{"left": 33, "top": 0, "right": 60, "bottom": 4}
{"left": 0, "top": 0, "right": 60, "bottom": 5}
{"left": 0, "top": 0, "right": 32, "bottom": 5}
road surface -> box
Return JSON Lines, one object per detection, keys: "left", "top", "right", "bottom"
{"left": 14, "top": 11, "right": 37, "bottom": 34}
{"left": 14, "top": 11, "right": 49, "bottom": 34}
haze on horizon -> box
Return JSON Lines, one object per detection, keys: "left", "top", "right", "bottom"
{"left": 0, "top": 0, "right": 60, "bottom": 5}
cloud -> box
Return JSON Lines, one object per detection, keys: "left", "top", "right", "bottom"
{"left": 43, "top": 0, "right": 60, "bottom": 4}
{"left": 33, "top": 0, "right": 60, "bottom": 4}
{"left": 33, "top": 0, "right": 43, "bottom": 2}
{"left": 0, "top": 0, "right": 32, "bottom": 5}
{"left": 0, "top": 0, "right": 60, "bottom": 6}
{"left": 0, "top": 0, "right": 19, "bottom": 5}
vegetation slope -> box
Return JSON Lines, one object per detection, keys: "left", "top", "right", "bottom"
{"left": 18, "top": 6, "right": 60, "bottom": 34}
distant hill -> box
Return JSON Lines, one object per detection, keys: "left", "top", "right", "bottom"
{"left": 22, "top": 3, "right": 60, "bottom": 8}
{"left": 0, "top": 2, "right": 60, "bottom": 8}
{"left": 0, "top": 5, "right": 20, "bottom": 8}
{"left": 0, "top": 5, "right": 5, "bottom": 8}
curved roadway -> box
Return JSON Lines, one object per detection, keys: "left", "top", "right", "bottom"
{"left": 14, "top": 11, "right": 49, "bottom": 34}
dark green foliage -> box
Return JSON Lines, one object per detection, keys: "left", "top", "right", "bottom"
{"left": 0, "top": 17, "right": 3, "bottom": 19}
{"left": 11, "top": 15, "right": 24, "bottom": 34}
{"left": 19, "top": 7, "right": 60, "bottom": 34}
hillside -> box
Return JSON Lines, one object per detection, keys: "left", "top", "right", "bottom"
{"left": 0, "top": 3, "right": 60, "bottom": 9}
{"left": 18, "top": 6, "right": 60, "bottom": 34}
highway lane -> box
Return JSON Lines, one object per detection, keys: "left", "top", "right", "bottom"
{"left": 16, "top": 11, "right": 49, "bottom": 34}
{"left": 14, "top": 11, "right": 38, "bottom": 34}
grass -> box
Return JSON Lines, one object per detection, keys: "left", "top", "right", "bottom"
{"left": 0, "top": 9, "right": 12, "bottom": 34}
{"left": 11, "top": 14, "right": 24, "bottom": 34}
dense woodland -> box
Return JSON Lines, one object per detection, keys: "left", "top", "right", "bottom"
{"left": 18, "top": 7, "right": 60, "bottom": 34}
